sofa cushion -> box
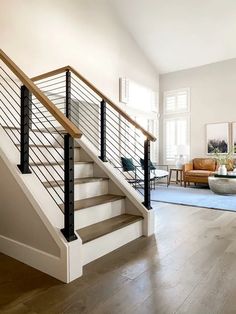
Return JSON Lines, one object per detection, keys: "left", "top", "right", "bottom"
{"left": 185, "top": 170, "right": 213, "bottom": 177}
{"left": 193, "top": 158, "right": 216, "bottom": 171}
{"left": 226, "top": 159, "right": 234, "bottom": 171}
{"left": 125, "top": 170, "right": 155, "bottom": 181}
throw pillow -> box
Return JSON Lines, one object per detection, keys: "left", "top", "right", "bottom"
{"left": 121, "top": 157, "right": 135, "bottom": 172}
{"left": 140, "top": 158, "right": 156, "bottom": 170}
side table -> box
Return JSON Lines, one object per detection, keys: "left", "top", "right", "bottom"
{"left": 168, "top": 168, "right": 183, "bottom": 186}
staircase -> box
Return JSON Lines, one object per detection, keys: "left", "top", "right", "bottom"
{"left": 0, "top": 49, "right": 156, "bottom": 282}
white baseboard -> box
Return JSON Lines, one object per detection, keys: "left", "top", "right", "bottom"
{"left": 0, "top": 234, "right": 68, "bottom": 282}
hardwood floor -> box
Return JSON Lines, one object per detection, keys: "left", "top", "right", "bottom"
{"left": 1, "top": 202, "right": 236, "bottom": 313}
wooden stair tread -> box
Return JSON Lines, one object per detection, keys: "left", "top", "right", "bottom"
{"left": 30, "top": 161, "right": 93, "bottom": 166}
{"left": 43, "top": 176, "right": 109, "bottom": 188}
{"left": 73, "top": 194, "right": 125, "bottom": 211}
{"left": 77, "top": 214, "right": 143, "bottom": 244}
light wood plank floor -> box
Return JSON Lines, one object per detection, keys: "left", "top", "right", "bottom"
{"left": 1, "top": 202, "right": 236, "bottom": 314}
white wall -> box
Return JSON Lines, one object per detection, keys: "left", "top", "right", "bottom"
{"left": 0, "top": 0, "right": 158, "bottom": 104}
{"left": 159, "top": 58, "right": 236, "bottom": 162}
{"left": 0, "top": 156, "right": 60, "bottom": 256}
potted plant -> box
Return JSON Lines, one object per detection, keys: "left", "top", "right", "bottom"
{"left": 213, "top": 148, "right": 233, "bottom": 175}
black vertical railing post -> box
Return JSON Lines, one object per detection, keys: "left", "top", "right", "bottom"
{"left": 99, "top": 99, "right": 107, "bottom": 162}
{"left": 66, "top": 70, "right": 71, "bottom": 119}
{"left": 61, "top": 133, "right": 77, "bottom": 242}
{"left": 143, "top": 139, "right": 152, "bottom": 210}
{"left": 17, "top": 85, "right": 31, "bottom": 174}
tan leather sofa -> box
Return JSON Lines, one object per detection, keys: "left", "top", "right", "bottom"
{"left": 183, "top": 158, "right": 217, "bottom": 187}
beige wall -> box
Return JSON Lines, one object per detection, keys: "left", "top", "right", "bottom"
{"left": 160, "top": 58, "right": 236, "bottom": 162}
{"left": 0, "top": 156, "right": 60, "bottom": 256}
{"left": 0, "top": 0, "right": 158, "bottom": 103}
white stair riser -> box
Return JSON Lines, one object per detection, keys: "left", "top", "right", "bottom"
{"left": 28, "top": 147, "right": 80, "bottom": 163}
{"left": 31, "top": 163, "right": 93, "bottom": 181}
{"left": 75, "top": 199, "right": 125, "bottom": 229}
{"left": 47, "top": 180, "right": 109, "bottom": 204}
{"left": 82, "top": 220, "right": 143, "bottom": 265}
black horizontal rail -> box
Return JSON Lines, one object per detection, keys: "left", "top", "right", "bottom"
{"left": 0, "top": 64, "right": 77, "bottom": 241}
{"left": 36, "top": 73, "right": 66, "bottom": 86}
{"left": 71, "top": 87, "right": 100, "bottom": 115}
{"left": 69, "top": 70, "right": 152, "bottom": 208}
{"left": 72, "top": 76, "right": 101, "bottom": 103}
{"left": 0, "top": 105, "right": 65, "bottom": 204}
{"left": 1, "top": 92, "right": 65, "bottom": 186}
{"left": 1, "top": 58, "right": 152, "bottom": 259}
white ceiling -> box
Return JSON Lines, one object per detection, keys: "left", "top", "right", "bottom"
{"left": 109, "top": 0, "right": 236, "bottom": 73}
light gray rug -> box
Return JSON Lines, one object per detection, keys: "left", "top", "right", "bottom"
{"left": 151, "top": 185, "right": 236, "bottom": 212}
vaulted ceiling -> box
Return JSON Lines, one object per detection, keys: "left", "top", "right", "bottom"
{"left": 109, "top": 0, "right": 236, "bottom": 73}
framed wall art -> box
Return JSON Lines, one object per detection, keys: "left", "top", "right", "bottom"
{"left": 206, "top": 122, "right": 230, "bottom": 154}
{"left": 232, "top": 122, "right": 236, "bottom": 154}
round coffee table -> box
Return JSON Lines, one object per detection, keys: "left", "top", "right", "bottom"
{"left": 208, "top": 174, "right": 236, "bottom": 195}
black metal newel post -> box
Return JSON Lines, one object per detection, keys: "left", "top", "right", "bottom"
{"left": 17, "top": 85, "right": 31, "bottom": 174}
{"left": 143, "top": 139, "right": 152, "bottom": 210}
{"left": 61, "top": 134, "right": 77, "bottom": 242}
{"left": 66, "top": 70, "right": 71, "bottom": 119}
{"left": 99, "top": 99, "right": 107, "bottom": 162}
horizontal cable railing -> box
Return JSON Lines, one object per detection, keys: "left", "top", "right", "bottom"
{"left": 32, "top": 66, "right": 156, "bottom": 209}
{"left": 31, "top": 72, "right": 66, "bottom": 128}
{"left": 0, "top": 50, "right": 83, "bottom": 242}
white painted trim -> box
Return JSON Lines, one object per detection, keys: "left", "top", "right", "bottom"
{"left": 163, "top": 114, "right": 191, "bottom": 165}
{"left": 82, "top": 220, "right": 143, "bottom": 265}
{"left": 163, "top": 87, "right": 190, "bottom": 115}
{"left": 0, "top": 234, "right": 68, "bottom": 282}
{"left": 77, "top": 136, "right": 155, "bottom": 236}
{"left": 75, "top": 199, "right": 125, "bottom": 229}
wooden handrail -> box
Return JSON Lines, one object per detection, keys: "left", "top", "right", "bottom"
{"left": 69, "top": 66, "right": 156, "bottom": 141}
{"left": 31, "top": 66, "right": 68, "bottom": 82}
{"left": 0, "top": 50, "right": 82, "bottom": 138}
{"left": 31, "top": 65, "right": 157, "bottom": 142}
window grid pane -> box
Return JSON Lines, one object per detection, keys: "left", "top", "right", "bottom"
{"left": 164, "top": 89, "right": 189, "bottom": 114}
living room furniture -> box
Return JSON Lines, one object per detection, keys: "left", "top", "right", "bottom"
{"left": 120, "top": 157, "right": 156, "bottom": 189}
{"left": 119, "top": 158, "right": 169, "bottom": 189}
{"left": 208, "top": 173, "right": 236, "bottom": 195}
{"left": 168, "top": 168, "right": 183, "bottom": 186}
{"left": 141, "top": 160, "right": 169, "bottom": 187}
{"left": 154, "top": 169, "right": 169, "bottom": 187}
{"left": 183, "top": 158, "right": 217, "bottom": 187}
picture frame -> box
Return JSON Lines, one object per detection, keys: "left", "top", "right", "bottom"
{"left": 206, "top": 122, "right": 230, "bottom": 154}
{"left": 232, "top": 122, "right": 236, "bottom": 154}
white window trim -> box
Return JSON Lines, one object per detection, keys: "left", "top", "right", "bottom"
{"left": 163, "top": 114, "right": 191, "bottom": 165}
{"left": 163, "top": 88, "right": 190, "bottom": 115}
{"left": 163, "top": 88, "right": 191, "bottom": 165}
{"left": 130, "top": 114, "right": 159, "bottom": 163}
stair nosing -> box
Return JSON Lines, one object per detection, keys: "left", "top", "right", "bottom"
{"left": 43, "top": 176, "right": 109, "bottom": 188}
{"left": 77, "top": 214, "right": 143, "bottom": 244}
{"left": 59, "top": 194, "right": 125, "bottom": 211}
